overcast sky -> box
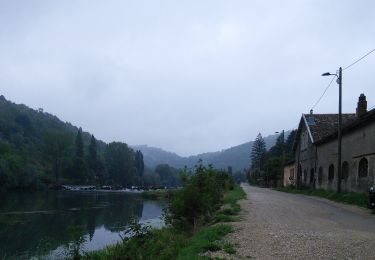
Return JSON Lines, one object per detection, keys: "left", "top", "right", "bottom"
{"left": 1, "top": 1, "right": 375, "bottom": 156}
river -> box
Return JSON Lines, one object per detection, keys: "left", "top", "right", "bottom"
{"left": 0, "top": 190, "right": 166, "bottom": 259}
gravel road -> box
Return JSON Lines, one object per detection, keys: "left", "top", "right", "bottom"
{"left": 228, "top": 184, "right": 375, "bottom": 260}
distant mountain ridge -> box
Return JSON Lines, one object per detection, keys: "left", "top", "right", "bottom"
{"left": 132, "top": 134, "right": 280, "bottom": 172}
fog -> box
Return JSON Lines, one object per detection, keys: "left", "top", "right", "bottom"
{"left": 1, "top": 0, "right": 375, "bottom": 156}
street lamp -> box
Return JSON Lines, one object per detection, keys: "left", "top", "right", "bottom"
{"left": 322, "top": 67, "right": 342, "bottom": 193}
{"left": 275, "top": 130, "right": 285, "bottom": 187}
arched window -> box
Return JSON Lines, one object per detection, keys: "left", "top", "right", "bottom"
{"left": 328, "top": 164, "right": 334, "bottom": 182}
{"left": 318, "top": 167, "right": 323, "bottom": 184}
{"left": 303, "top": 169, "right": 307, "bottom": 183}
{"left": 358, "top": 158, "right": 368, "bottom": 178}
{"left": 342, "top": 161, "right": 349, "bottom": 180}
{"left": 310, "top": 168, "right": 314, "bottom": 184}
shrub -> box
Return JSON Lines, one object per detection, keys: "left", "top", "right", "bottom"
{"left": 166, "top": 163, "right": 234, "bottom": 232}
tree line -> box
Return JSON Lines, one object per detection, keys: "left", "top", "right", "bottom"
{"left": 247, "top": 130, "right": 296, "bottom": 187}
{"left": 0, "top": 95, "right": 180, "bottom": 191}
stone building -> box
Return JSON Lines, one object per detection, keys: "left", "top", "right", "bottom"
{"left": 283, "top": 160, "right": 296, "bottom": 187}
{"left": 293, "top": 94, "right": 375, "bottom": 192}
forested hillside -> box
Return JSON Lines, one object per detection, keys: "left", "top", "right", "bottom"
{"left": 0, "top": 95, "right": 146, "bottom": 190}
{"left": 133, "top": 134, "right": 280, "bottom": 172}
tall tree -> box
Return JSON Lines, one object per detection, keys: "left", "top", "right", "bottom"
{"left": 43, "top": 130, "right": 72, "bottom": 183}
{"left": 87, "top": 135, "right": 98, "bottom": 183}
{"left": 284, "top": 130, "right": 297, "bottom": 154}
{"left": 105, "top": 142, "right": 134, "bottom": 187}
{"left": 267, "top": 134, "right": 284, "bottom": 158}
{"left": 134, "top": 150, "right": 144, "bottom": 183}
{"left": 73, "top": 127, "right": 86, "bottom": 183}
{"left": 75, "top": 127, "right": 84, "bottom": 158}
{"left": 250, "top": 133, "right": 267, "bottom": 171}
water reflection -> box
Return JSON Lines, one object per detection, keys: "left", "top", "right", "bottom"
{"left": 0, "top": 191, "right": 165, "bottom": 259}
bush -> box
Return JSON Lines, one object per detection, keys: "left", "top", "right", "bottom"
{"left": 166, "top": 163, "right": 234, "bottom": 232}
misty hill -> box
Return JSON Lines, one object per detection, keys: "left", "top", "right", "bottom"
{"left": 0, "top": 95, "right": 151, "bottom": 190}
{"left": 133, "top": 134, "right": 279, "bottom": 172}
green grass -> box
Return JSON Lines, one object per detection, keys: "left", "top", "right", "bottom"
{"left": 223, "top": 243, "right": 236, "bottom": 254}
{"left": 277, "top": 187, "right": 368, "bottom": 208}
{"left": 223, "top": 185, "right": 247, "bottom": 205}
{"left": 213, "top": 185, "right": 246, "bottom": 223}
{"left": 86, "top": 185, "right": 246, "bottom": 259}
{"left": 85, "top": 228, "right": 187, "bottom": 260}
{"left": 177, "top": 224, "right": 233, "bottom": 260}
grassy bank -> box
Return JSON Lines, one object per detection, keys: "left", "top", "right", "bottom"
{"left": 277, "top": 186, "right": 368, "bottom": 208}
{"left": 85, "top": 182, "right": 246, "bottom": 260}
{"left": 214, "top": 185, "right": 246, "bottom": 223}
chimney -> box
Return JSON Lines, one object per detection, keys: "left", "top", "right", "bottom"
{"left": 356, "top": 93, "right": 367, "bottom": 117}
{"left": 310, "top": 109, "right": 313, "bottom": 115}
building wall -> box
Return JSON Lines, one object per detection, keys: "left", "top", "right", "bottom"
{"left": 315, "top": 120, "right": 375, "bottom": 192}
{"left": 284, "top": 165, "right": 296, "bottom": 187}
{"left": 294, "top": 123, "right": 318, "bottom": 188}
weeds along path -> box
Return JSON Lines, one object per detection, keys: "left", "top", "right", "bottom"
{"left": 228, "top": 183, "right": 375, "bottom": 259}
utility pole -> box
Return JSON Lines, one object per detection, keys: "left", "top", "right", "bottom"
{"left": 322, "top": 67, "right": 343, "bottom": 193}
{"left": 337, "top": 67, "right": 342, "bottom": 193}
{"left": 281, "top": 130, "right": 285, "bottom": 187}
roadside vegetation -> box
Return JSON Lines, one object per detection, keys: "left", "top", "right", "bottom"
{"left": 247, "top": 131, "right": 296, "bottom": 187}
{"left": 277, "top": 186, "right": 368, "bottom": 208}
{"left": 84, "top": 163, "right": 246, "bottom": 259}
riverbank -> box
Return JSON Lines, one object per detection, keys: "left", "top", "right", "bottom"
{"left": 141, "top": 189, "right": 179, "bottom": 200}
{"left": 85, "top": 183, "right": 246, "bottom": 259}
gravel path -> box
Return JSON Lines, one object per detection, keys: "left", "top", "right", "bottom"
{"left": 227, "top": 183, "right": 375, "bottom": 260}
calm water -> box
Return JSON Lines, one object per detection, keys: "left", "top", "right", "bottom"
{"left": 0, "top": 191, "right": 166, "bottom": 259}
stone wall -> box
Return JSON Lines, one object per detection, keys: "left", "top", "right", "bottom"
{"left": 315, "top": 120, "right": 375, "bottom": 192}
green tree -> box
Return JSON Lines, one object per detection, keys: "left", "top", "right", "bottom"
{"left": 134, "top": 150, "right": 144, "bottom": 184}
{"left": 73, "top": 128, "right": 86, "bottom": 183}
{"left": 87, "top": 135, "right": 99, "bottom": 183}
{"left": 155, "top": 164, "right": 179, "bottom": 187}
{"left": 43, "top": 129, "right": 72, "bottom": 183}
{"left": 105, "top": 142, "right": 134, "bottom": 187}
{"left": 167, "top": 163, "right": 233, "bottom": 231}
{"left": 250, "top": 133, "right": 267, "bottom": 171}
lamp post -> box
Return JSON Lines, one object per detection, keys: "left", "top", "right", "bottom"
{"left": 322, "top": 67, "right": 342, "bottom": 193}
{"left": 275, "top": 130, "right": 285, "bottom": 187}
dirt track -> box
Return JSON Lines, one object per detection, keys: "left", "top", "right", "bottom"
{"left": 228, "top": 184, "right": 375, "bottom": 259}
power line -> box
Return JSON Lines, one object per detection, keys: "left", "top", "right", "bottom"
{"left": 369, "top": 104, "right": 375, "bottom": 111}
{"left": 343, "top": 47, "right": 375, "bottom": 71}
{"left": 311, "top": 76, "right": 336, "bottom": 110}
{"left": 311, "top": 47, "right": 375, "bottom": 111}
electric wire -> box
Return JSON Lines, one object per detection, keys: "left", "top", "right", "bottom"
{"left": 343, "top": 48, "right": 375, "bottom": 71}
{"left": 310, "top": 47, "right": 375, "bottom": 111}
{"left": 311, "top": 76, "right": 336, "bottom": 111}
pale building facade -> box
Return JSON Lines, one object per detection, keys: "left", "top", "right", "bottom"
{"left": 293, "top": 94, "right": 375, "bottom": 192}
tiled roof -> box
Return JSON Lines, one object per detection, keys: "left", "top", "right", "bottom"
{"left": 303, "top": 113, "right": 357, "bottom": 143}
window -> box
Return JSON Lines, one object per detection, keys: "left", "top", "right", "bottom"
{"left": 342, "top": 161, "right": 349, "bottom": 180}
{"left": 310, "top": 168, "right": 314, "bottom": 184}
{"left": 358, "top": 158, "right": 368, "bottom": 178}
{"left": 328, "top": 164, "right": 334, "bottom": 182}
{"left": 318, "top": 167, "right": 323, "bottom": 185}
{"left": 303, "top": 169, "right": 307, "bottom": 183}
